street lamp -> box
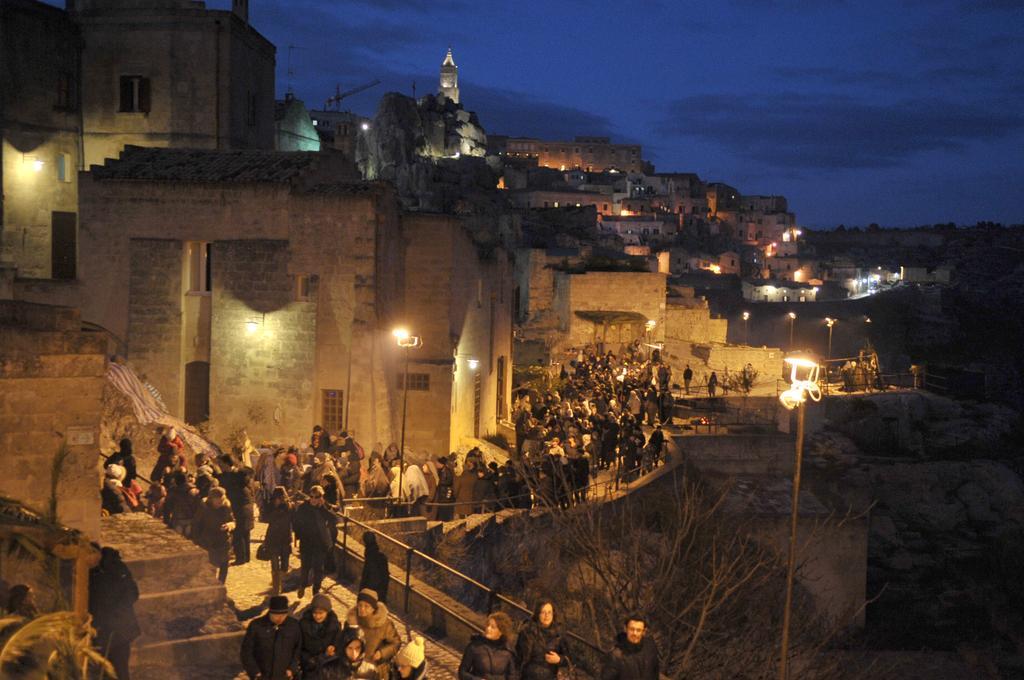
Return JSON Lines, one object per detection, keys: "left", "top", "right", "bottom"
{"left": 393, "top": 327, "right": 422, "bottom": 514}
{"left": 825, "top": 317, "right": 836, "bottom": 360}
{"left": 787, "top": 312, "right": 796, "bottom": 349}
{"left": 777, "top": 355, "right": 822, "bottom": 680}
{"left": 742, "top": 311, "right": 750, "bottom": 345}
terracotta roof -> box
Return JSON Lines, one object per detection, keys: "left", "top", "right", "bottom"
{"left": 91, "top": 146, "right": 321, "bottom": 183}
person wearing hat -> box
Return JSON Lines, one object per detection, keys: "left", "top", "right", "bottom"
{"left": 241, "top": 595, "right": 302, "bottom": 680}
{"left": 292, "top": 484, "right": 337, "bottom": 598}
{"left": 298, "top": 593, "right": 341, "bottom": 679}
{"left": 345, "top": 588, "right": 401, "bottom": 672}
{"left": 390, "top": 634, "right": 427, "bottom": 680}
{"left": 101, "top": 465, "right": 129, "bottom": 516}
{"left": 191, "top": 485, "right": 234, "bottom": 583}
{"left": 335, "top": 624, "right": 378, "bottom": 679}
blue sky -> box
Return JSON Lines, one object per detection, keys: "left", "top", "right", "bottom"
{"left": 72, "top": 0, "right": 1024, "bottom": 227}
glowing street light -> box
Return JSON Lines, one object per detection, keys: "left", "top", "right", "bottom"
{"left": 777, "top": 355, "right": 822, "bottom": 680}
{"left": 742, "top": 311, "right": 750, "bottom": 345}
{"left": 825, "top": 317, "right": 836, "bottom": 360}
{"left": 787, "top": 311, "right": 796, "bottom": 349}
{"left": 360, "top": 122, "right": 370, "bottom": 131}
{"left": 393, "top": 327, "right": 422, "bottom": 512}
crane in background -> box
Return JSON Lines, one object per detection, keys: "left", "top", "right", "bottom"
{"left": 324, "top": 80, "right": 381, "bottom": 110}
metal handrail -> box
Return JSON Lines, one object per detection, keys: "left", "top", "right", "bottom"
{"left": 333, "top": 490, "right": 621, "bottom": 659}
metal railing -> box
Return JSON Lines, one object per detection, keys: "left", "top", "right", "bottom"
{"left": 333, "top": 509, "right": 611, "bottom": 664}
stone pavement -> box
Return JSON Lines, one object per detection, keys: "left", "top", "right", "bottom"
{"left": 225, "top": 522, "right": 463, "bottom": 679}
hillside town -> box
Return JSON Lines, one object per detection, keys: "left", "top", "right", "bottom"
{"left": 2, "top": 1, "right": 1023, "bottom": 679}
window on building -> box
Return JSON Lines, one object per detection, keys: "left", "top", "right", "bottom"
{"left": 321, "top": 389, "right": 344, "bottom": 433}
{"left": 247, "top": 91, "right": 257, "bottom": 127}
{"left": 51, "top": 211, "right": 76, "bottom": 280}
{"left": 187, "top": 241, "right": 212, "bottom": 293}
{"left": 55, "top": 72, "right": 76, "bottom": 111}
{"left": 397, "top": 373, "right": 430, "bottom": 391}
{"left": 295, "top": 274, "right": 311, "bottom": 301}
{"left": 56, "top": 153, "right": 72, "bottom": 183}
{"left": 119, "top": 75, "right": 151, "bottom": 113}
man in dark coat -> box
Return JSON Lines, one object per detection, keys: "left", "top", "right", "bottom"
{"left": 241, "top": 595, "right": 302, "bottom": 680}
{"left": 106, "top": 437, "right": 138, "bottom": 487}
{"left": 292, "top": 485, "right": 337, "bottom": 597}
{"left": 600, "top": 615, "right": 660, "bottom": 680}
{"left": 89, "top": 546, "right": 141, "bottom": 680}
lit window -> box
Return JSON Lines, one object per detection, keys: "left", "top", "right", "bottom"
{"left": 295, "top": 274, "right": 311, "bottom": 301}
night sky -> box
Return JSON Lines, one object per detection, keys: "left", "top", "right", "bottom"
{"left": 63, "top": 1, "right": 1024, "bottom": 227}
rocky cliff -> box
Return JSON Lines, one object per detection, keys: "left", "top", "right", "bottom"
{"left": 355, "top": 92, "right": 503, "bottom": 215}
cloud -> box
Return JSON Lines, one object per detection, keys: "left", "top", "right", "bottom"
{"left": 656, "top": 92, "right": 1024, "bottom": 169}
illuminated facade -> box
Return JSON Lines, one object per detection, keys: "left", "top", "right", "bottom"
{"left": 502, "top": 136, "right": 646, "bottom": 173}
{"left": 439, "top": 47, "right": 460, "bottom": 104}
{"left": 1, "top": 0, "right": 274, "bottom": 282}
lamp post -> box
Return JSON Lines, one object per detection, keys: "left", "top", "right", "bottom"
{"left": 825, "top": 317, "right": 836, "bottom": 360}
{"left": 787, "top": 312, "right": 796, "bottom": 349}
{"left": 392, "top": 327, "right": 421, "bottom": 514}
{"left": 777, "top": 356, "right": 822, "bottom": 680}
{"left": 742, "top": 311, "right": 750, "bottom": 345}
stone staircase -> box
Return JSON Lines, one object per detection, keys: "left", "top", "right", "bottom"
{"left": 99, "top": 513, "right": 245, "bottom": 679}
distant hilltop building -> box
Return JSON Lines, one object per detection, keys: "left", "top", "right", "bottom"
{"left": 439, "top": 47, "right": 460, "bottom": 104}
{"left": 493, "top": 135, "right": 649, "bottom": 174}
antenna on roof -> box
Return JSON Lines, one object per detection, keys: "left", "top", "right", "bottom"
{"left": 286, "top": 45, "right": 307, "bottom": 95}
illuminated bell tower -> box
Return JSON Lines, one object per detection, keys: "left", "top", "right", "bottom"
{"left": 439, "top": 47, "right": 460, "bottom": 104}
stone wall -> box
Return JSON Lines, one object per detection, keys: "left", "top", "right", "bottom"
{"left": 402, "top": 213, "right": 514, "bottom": 457}
{"left": 0, "top": 301, "right": 105, "bottom": 538}
{"left": 665, "top": 305, "right": 728, "bottom": 344}
{"left": 554, "top": 270, "right": 667, "bottom": 352}
{"left": 664, "top": 341, "right": 784, "bottom": 391}
{"left": 209, "top": 239, "right": 317, "bottom": 443}
{"left": 680, "top": 433, "right": 795, "bottom": 476}
{"left": 127, "top": 239, "right": 184, "bottom": 415}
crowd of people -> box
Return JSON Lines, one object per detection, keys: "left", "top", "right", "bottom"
{"left": 92, "top": 342, "right": 680, "bottom": 678}
{"left": 240, "top": 589, "right": 661, "bottom": 680}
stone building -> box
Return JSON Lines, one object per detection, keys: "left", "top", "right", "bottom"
{"left": 274, "top": 94, "right": 320, "bottom": 151}
{"left": 0, "top": 300, "right": 106, "bottom": 538}
{"left": 439, "top": 47, "right": 460, "bottom": 104}
{"left": 50, "top": 146, "right": 402, "bottom": 447}
{"left": 0, "top": 0, "right": 83, "bottom": 280}
{"left": 16, "top": 145, "right": 510, "bottom": 456}
{"left": 501, "top": 136, "right": 647, "bottom": 174}
{"left": 1, "top": 0, "right": 275, "bottom": 282}
{"left": 400, "top": 213, "right": 513, "bottom": 454}
{"left": 73, "top": 0, "right": 275, "bottom": 168}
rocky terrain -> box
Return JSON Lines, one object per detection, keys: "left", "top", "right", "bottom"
{"left": 805, "top": 391, "right": 1024, "bottom": 677}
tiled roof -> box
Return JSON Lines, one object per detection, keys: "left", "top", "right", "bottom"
{"left": 91, "top": 146, "right": 321, "bottom": 183}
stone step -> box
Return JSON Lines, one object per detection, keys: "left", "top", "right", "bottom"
{"left": 122, "top": 549, "right": 217, "bottom": 595}
{"left": 132, "top": 630, "right": 245, "bottom": 677}
{"left": 135, "top": 584, "right": 231, "bottom": 644}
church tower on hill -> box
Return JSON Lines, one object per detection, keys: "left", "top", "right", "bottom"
{"left": 439, "top": 47, "right": 460, "bottom": 104}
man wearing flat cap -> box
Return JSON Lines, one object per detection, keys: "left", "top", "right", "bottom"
{"left": 241, "top": 595, "right": 301, "bottom": 679}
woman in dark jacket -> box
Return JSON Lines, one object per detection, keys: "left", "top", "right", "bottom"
{"left": 263, "top": 486, "right": 293, "bottom": 595}
{"left": 191, "top": 486, "right": 234, "bottom": 583}
{"left": 359, "top": 531, "right": 390, "bottom": 605}
{"left": 231, "top": 467, "right": 256, "bottom": 565}
{"left": 458, "top": 611, "right": 517, "bottom": 680}
{"left": 515, "top": 600, "right": 568, "bottom": 680}
{"left": 434, "top": 456, "right": 455, "bottom": 521}
{"left": 299, "top": 593, "right": 342, "bottom": 679}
